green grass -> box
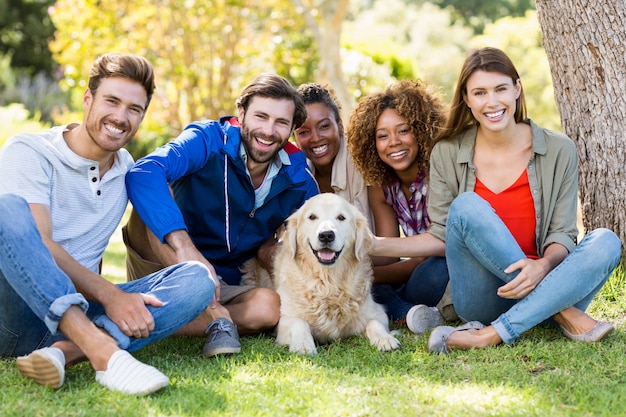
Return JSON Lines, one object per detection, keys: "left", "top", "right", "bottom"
{"left": 2, "top": 220, "right": 625, "bottom": 417}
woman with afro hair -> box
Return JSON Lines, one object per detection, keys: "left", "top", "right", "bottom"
{"left": 347, "top": 79, "right": 454, "bottom": 334}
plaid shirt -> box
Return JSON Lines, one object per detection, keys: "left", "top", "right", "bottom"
{"left": 383, "top": 171, "right": 430, "bottom": 237}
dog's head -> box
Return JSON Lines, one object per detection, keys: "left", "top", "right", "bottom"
{"left": 282, "top": 193, "right": 372, "bottom": 266}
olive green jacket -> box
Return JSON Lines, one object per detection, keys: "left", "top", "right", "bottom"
{"left": 428, "top": 119, "right": 579, "bottom": 256}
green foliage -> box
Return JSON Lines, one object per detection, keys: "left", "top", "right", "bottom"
{"left": 3, "top": 0, "right": 560, "bottom": 158}
{"left": 340, "top": 3, "right": 458, "bottom": 98}
{"left": 0, "top": 0, "right": 57, "bottom": 75}
{"left": 0, "top": 69, "right": 70, "bottom": 123}
{"left": 0, "top": 103, "right": 49, "bottom": 147}
{"left": 0, "top": 46, "right": 67, "bottom": 124}
{"left": 124, "top": 128, "right": 171, "bottom": 160}
{"left": 51, "top": 0, "right": 311, "bottom": 130}
{"left": 434, "top": 0, "right": 536, "bottom": 33}
{"left": 358, "top": 47, "right": 415, "bottom": 81}
{"left": 0, "top": 53, "right": 16, "bottom": 89}
{"left": 343, "top": 3, "right": 560, "bottom": 132}
{"left": 48, "top": 0, "right": 315, "bottom": 159}
{"left": 260, "top": 6, "right": 316, "bottom": 87}
{"left": 344, "top": 1, "right": 473, "bottom": 102}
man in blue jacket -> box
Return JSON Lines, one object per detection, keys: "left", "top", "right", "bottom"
{"left": 124, "top": 73, "right": 319, "bottom": 356}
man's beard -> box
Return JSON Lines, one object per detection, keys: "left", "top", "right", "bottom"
{"left": 240, "top": 124, "right": 283, "bottom": 164}
{"left": 84, "top": 111, "right": 133, "bottom": 152}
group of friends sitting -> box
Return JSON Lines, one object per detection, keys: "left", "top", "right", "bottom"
{"left": 0, "top": 46, "right": 620, "bottom": 396}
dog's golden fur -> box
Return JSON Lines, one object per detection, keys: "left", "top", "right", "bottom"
{"left": 242, "top": 193, "right": 399, "bottom": 355}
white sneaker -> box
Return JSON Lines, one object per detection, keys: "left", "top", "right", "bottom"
{"left": 95, "top": 350, "right": 169, "bottom": 395}
{"left": 16, "top": 347, "right": 66, "bottom": 389}
{"left": 406, "top": 305, "right": 445, "bottom": 334}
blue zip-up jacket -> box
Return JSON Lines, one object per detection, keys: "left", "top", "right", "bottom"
{"left": 126, "top": 116, "right": 319, "bottom": 284}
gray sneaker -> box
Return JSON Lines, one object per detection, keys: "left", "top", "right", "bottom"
{"left": 202, "top": 318, "right": 241, "bottom": 357}
{"left": 406, "top": 305, "right": 445, "bottom": 334}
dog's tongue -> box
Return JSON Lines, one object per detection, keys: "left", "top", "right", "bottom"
{"left": 317, "top": 249, "right": 336, "bottom": 261}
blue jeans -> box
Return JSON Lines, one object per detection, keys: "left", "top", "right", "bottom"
{"left": 446, "top": 192, "right": 621, "bottom": 344}
{"left": 0, "top": 194, "right": 215, "bottom": 357}
{"left": 372, "top": 256, "right": 449, "bottom": 321}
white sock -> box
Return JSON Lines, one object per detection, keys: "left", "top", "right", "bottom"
{"left": 95, "top": 350, "right": 169, "bottom": 395}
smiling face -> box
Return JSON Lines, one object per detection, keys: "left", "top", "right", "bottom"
{"left": 374, "top": 108, "right": 420, "bottom": 176}
{"left": 83, "top": 76, "right": 148, "bottom": 153}
{"left": 238, "top": 96, "right": 295, "bottom": 165}
{"left": 294, "top": 102, "right": 342, "bottom": 170}
{"left": 464, "top": 70, "right": 521, "bottom": 133}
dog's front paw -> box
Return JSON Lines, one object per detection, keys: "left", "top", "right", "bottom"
{"left": 374, "top": 333, "right": 401, "bottom": 352}
{"left": 289, "top": 339, "right": 318, "bottom": 355}
{"left": 277, "top": 317, "right": 317, "bottom": 355}
{"left": 366, "top": 320, "right": 401, "bottom": 351}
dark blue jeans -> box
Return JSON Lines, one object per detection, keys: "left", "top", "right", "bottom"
{"left": 372, "top": 256, "right": 449, "bottom": 321}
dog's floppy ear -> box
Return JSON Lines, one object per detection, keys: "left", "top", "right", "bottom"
{"left": 281, "top": 211, "right": 299, "bottom": 259}
{"left": 354, "top": 211, "right": 373, "bottom": 262}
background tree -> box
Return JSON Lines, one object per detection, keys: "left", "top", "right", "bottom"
{"left": 433, "top": 0, "right": 535, "bottom": 33}
{"left": 49, "top": 0, "right": 313, "bottom": 156}
{"left": 0, "top": 0, "right": 56, "bottom": 75}
{"left": 4, "top": 0, "right": 544, "bottom": 160}
{"left": 344, "top": 1, "right": 472, "bottom": 101}
{"left": 535, "top": 0, "right": 626, "bottom": 247}
{"left": 0, "top": 0, "right": 65, "bottom": 122}
{"left": 289, "top": 0, "right": 352, "bottom": 120}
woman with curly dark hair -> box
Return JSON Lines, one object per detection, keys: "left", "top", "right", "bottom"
{"left": 347, "top": 79, "right": 452, "bottom": 334}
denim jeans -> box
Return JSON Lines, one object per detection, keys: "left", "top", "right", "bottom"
{"left": 372, "top": 256, "right": 449, "bottom": 321}
{"left": 446, "top": 192, "right": 621, "bottom": 344}
{"left": 0, "top": 194, "right": 215, "bottom": 357}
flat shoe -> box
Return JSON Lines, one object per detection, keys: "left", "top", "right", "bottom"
{"left": 428, "top": 321, "right": 485, "bottom": 354}
{"left": 560, "top": 321, "right": 614, "bottom": 342}
{"left": 16, "top": 347, "right": 65, "bottom": 389}
{"left": 95, "top": 350, "right": 169, "bottom": 395}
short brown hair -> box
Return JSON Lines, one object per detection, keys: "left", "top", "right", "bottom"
{"left": 236, "top": 73, "right": 307, "bottom": 130}
{"left": 88, "top": 53, "right": 155, "bottom": 107}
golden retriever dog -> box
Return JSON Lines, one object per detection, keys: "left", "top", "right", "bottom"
{"left": 242, "top": 193, "right": 400, "bottom": 355}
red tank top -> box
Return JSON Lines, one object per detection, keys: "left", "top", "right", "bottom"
{"left": 474, "top": 170, "right": 538, "bottom": 258}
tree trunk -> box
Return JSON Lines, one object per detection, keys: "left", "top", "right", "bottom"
{"left": 535, "top": 0, "right": 626, "bottom": 250}
{"left": 290, "top": 0, "right": 353, "bottom": 121}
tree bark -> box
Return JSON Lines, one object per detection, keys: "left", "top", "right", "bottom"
{"left": 535, "top": 0, "right": 626, "bottom": 249}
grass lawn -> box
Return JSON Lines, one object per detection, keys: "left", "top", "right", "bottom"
{"left": 2, "top": 215, "right": 625, "bottom": 417}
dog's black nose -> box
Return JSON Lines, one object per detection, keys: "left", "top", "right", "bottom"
{"left": 318, "top": 230, "right": 335, "bottom": 243}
